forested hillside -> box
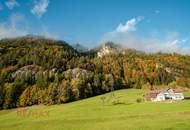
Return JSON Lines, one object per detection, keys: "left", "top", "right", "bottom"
{"left": 0, "top": 36, "right": 190, "bottom": 109}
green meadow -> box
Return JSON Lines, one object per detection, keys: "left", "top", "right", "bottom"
{"left": 0, "top": 89, "right": 190, "bottom": 130}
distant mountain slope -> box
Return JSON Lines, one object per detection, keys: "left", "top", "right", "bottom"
{"left": 72, "top": 43, "right": 89, "bottom": 53}
{"left": 0, "top": 35, "right": 76, "bottom": 50}
{"left": 0, "top": 35, "right": 79, "bottom": 72}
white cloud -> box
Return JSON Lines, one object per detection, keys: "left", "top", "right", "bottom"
{"left": 0, "top": 13, "right": 28, "bottom": 39}
{"left": 5, "top": 0, "right": 19, "bottom": 10}
{"left": 38, "top": 25, "right": 59, "bottom": 39}
{"left": 31, "top": 0, "right": 49, "bottom": 18}
{"left": 116, "top": 17, "right": 143, "bottom": 33}
{"left": 0, "top": 13, "right": 58, "bottom": 40}
{"left": 155, "top": 10, "right": 160, "bottom": 14}
{"left": 102, "top": 17, "right": 190, "bottom": 55}
{"left": 182, "top": 38, "right": 188, "bottom": 43}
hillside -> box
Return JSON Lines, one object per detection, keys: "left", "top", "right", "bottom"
{"left": 0, "top": 36, "right": 190, "bottom": 110}
{"left": 0, "top": 89, "right": 190, "bottom": 130}
{"left": 0, "top": 35, "right": 79, "bottom": 70}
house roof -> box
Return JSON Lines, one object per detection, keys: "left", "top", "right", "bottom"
{"left": 173, "top": 89, "right": 183, "bottom": 93}
{"left": 144, "top": 91, "right": 160, "bottom": 99}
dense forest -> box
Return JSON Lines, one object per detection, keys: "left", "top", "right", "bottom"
{"left": 0, "top": 35, "right": 190, "bottom": 109}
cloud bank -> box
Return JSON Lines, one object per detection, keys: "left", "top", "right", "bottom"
{"left": 0, "top": 13, "right": 28, "bottom": 39}
{"left": 102, "top": 17, "right": 190, "bottom": 54}
{"left": 0, "top": 13, "right": 57, "bottom": 40}
{"left": 31, "top": 0, "right": 49, "bottom": 18}
{"left": 5, "top": 0, "right": 19, "bottom": 10}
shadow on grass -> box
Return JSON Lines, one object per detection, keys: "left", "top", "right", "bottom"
{"left": 112, "top": 102, "right": 133, "bottom": 106}
{"left": 184, "top": 97, "right": 190, "bottom": 100}
{"left": 102, "top": 102, "right": 134, "bottom": 106}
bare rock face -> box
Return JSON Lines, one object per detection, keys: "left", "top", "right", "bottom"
{"left": 64, "top": 68, "right": 92, "bottom": 79}
{"left": 97, "top": 42, "right": 124, "bottom": 57}
{"left": 12, "top": 65, "right": 42, "bottom": 78}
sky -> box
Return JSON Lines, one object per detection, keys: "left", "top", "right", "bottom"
{"left": 0, "top": 0, "right": 190, "bottom": 54}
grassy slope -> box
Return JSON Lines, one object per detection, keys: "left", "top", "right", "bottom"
{"left": 0, "top": 89, "right": 190, "bottom": 130}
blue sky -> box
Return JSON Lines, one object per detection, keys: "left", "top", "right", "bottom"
{"left": 0, "top": 0, "right": 190, "bottom": 53}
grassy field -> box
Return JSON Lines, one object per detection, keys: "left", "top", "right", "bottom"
{"left": 0, "top": 89, "right": 190, "bottom": 130}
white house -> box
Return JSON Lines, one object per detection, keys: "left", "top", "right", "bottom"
{"left": 144, "top": 88, "right": 184, "bottom": 102}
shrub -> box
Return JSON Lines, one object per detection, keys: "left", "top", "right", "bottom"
{"left": 136, "top": 98, "right": 143, "bottom": 103}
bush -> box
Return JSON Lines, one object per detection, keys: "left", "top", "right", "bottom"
{"left": 168, "top": 81, "right": 177, "bottom": 88}
{"left": 136, "top": 98, "right": 143, "bottom": 103}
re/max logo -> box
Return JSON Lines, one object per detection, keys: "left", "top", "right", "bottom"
{"left": 16, "top": 108, "right": 49, "bottom": 118}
